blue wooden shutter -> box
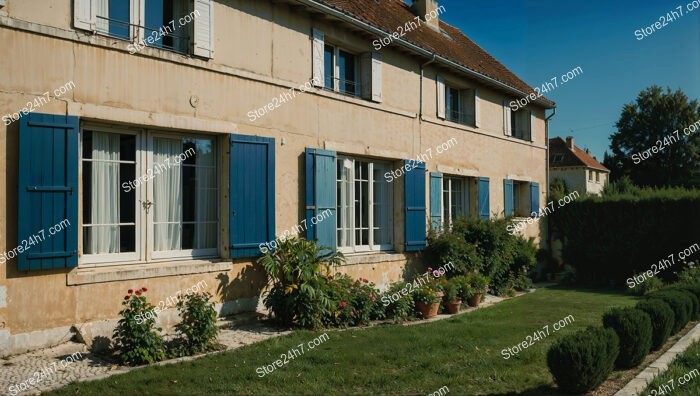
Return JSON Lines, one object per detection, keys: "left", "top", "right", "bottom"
{"left": 429, "top": 172, "right": 442, "bottom": 230}
{"left": 530, "top": 182, "right": 540, "bottom": 217}
{"left": 405, "top": 161, "right": 426, "bottom": 251}
{"left": 504, "top": 179, "right": 514, "bottom": 217}
{"left": 230, "top": 134, "right": 275, "bottom": 258}
{"left": 18, "top": 113, "right": 79, "bottom": 270}
{"left": 478, "top": 177, "right": 490, "bottom": 220}
{"left": 305, "top": 148, "right": 337, "bottom": 250}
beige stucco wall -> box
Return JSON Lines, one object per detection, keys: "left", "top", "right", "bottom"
{"left": 0, "top": 0, "right": 548, "bottom": 355}
{"left": 551, "top": 167, "right": 608, "bottom": 196}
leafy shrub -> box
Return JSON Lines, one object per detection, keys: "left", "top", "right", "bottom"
{"left": 627, "top": 276, "right": 664, "bottom": 296}
{"left": 380, "top": 281, "right": 415, "bottom": 322}
{"left": 259, "top": 237, "right": 344, "bottom": 329}
{"left": 323, "top": 274, "right": 380, "bottom": 327}
{"left": 602, "top": 307, "right": 653, "bottom": 368}
{"left": 676, "top": 265, "right": 700, "bottom": 284}
{"left": 442, "top": 279, "right": 460, "bottom": 304}
{"left": 113, "top": 288, "right": 166, "bottom": 366}
{"left": 673, "top": 283, "right": 700, "bottom": 303}
{"left": 169, "top": 292, "right": 219, "bottom": 357}
{"left": 636, "top": 300, "right": 675, "bottom": 350}
{"left": 648, "top": 290, "right": 692, "bottom": 333}
{"left": 547, "top": 326, "right": 619, "bottom": 394}
{"left": 429, "top": 217, "right": 535, "bottom": 295}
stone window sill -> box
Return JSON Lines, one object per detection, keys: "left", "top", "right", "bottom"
{"left": 67, "top": 259, "right": 234, "bottom": 285}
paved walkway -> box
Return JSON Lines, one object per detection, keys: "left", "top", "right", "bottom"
{"left": 0, "top": 314, "right": 290, "bottom": 395}
{"left": 0, "top": 288, "right": 538, "bottom": 395}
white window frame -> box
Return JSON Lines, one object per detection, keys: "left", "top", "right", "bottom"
{"left": 80, "top": 125, "right": 143, "bottom": 266}
{"left": 80, "top": 126, "right": 220, "bottom": 267}
{"left": 336, "top": 156, "right": 393, "bottom": 254}
{"left": 325, "top": 44, "right": 360, "bottom": 96}
{"left": 147, "top": 132, "right": 219, "bottom": 261}
{"left": 442, "top": 176, "right": 470, "bottom": 228}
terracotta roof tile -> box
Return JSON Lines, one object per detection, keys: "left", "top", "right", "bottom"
{"left": 549, "top": 137, "right": 609, "bottom": 171}
{"left": 314, "top": 0, "right": 554, "bottom": 107}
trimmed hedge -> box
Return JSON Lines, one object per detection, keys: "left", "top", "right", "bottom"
{"left": 636, "top": 299, "right": 675, "bottom": 350}
{"left": 547, "top": 326, "right": 619, "bottom": 394}
{"left": 647, "top": 291, "right": 692, "bottom": 334}
{"left": 602, "top": 307, "right": 653, "bottom": 368}
{"left": 667, "top": 286, "right": 700, "bottom": 319}
{"left": 549, "top": 191, "right": 700, "bottom": 285}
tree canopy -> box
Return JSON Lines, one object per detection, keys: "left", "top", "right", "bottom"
{"left": 604, "top": 86, "right": 700, "bottom": 188}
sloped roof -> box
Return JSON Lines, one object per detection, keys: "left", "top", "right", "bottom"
{"left": 549, "top": 137, "right": 610, "bottom": 172}
{"left": 311, "top": 0, "right": 555, "bottom": 108}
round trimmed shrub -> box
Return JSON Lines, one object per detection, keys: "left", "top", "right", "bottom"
{"left": 648, "top": 290, "right": 692, "bottom": 333}
{"left": 547, "top": 326, "right": 619, "bottom": 394}
{"left": 602, "top": 307, "right": 653, "bottom": 368}
{"left": 636, "top": 299, "right": 674, "bottom": 350}
{"left": 666, "top": 286, "right": 700, "bottom": 319}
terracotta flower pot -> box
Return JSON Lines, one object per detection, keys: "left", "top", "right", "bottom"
{"left": 416, "top": 301, "right": 440, "bottom": 319}
{"left": 446, "top": 301, "right": 461, "bottom": 314}
{"left": 467, "top": 293, "right": 483, "bottom": 307}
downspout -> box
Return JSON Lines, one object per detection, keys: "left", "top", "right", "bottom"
{"left": 545, "top": 107, "right": 556, "bottom": 258}
{"left": 419, "top": 54, "right": 437, "bottom": 119}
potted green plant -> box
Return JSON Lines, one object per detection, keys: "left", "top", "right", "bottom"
{"left": 466, "top": 272, "right": 490, "bottom": 307}
{"left": 414, "top": 284, "right": 442, "bottom": 319}
{"left": 442, "top": 280, "right": 462, "bottom": 314}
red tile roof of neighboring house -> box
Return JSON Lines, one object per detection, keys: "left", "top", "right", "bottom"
{"left": 311, "top": 0, "right": 555, "bottom": 108}
{"left": 549, "top": 137, "right": 610, "bottom": 172}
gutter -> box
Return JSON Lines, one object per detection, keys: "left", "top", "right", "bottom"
{"left": 295, "top": 0, "right": 555, "bottom": 109}
{"left": 545, "top": 107, "right": 556, "bottom": 252}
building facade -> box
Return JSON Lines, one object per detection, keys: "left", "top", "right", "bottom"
{"left": 549, "top": 137, "right": 609, "bottom": 196}
{"left": 0, "top": 0, "right": 553, "bottom": 356}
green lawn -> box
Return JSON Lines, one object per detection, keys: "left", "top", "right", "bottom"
{"left": 644, "top": 340, "right": 700, "bottom": 396}
{"left": 50, "top": 287, "right": 638, "bottom": 395}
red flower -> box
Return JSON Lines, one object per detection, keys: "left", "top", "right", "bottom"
{"left": 340, "top": 301, "right": 347, "bottom": 307}
{"left": 127, "top": 289, "right": 133, "bottom": 294}
{"left": 363, "top": 278, "right": 369, "bottom": 283}
{"left": 124, "top": 295, "right": 130, "bottom": 300}
{"left": 371, "top": 297, "right": 376, "bottom": 302}
{"left": 135, "top": 290, "right": 142, "bottom": 296}
{"left": 141, "top": 287, "right": 148, "bottom": 292}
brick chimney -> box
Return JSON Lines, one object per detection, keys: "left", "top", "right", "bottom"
{"left": 413, "top": 0, "right": 441, "bottom": 32}
{"left": 566, "top": 136, "right": 575, "bottom": 150}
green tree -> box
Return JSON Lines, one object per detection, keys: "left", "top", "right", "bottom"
{"left": 550, "top": 178, "right": 569, "bottom": 201}
{"left": 607, "top": 86, "right": 700, "bottom": 188}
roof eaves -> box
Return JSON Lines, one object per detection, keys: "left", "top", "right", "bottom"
{"left": 296, "top": 0, "right": 556, "bottom": 109}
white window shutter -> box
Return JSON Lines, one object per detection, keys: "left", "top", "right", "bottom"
{"left": 436, "top": 75, "right": 446, "bottom": 119}
{"left": 312, "top": 28, "right": 325, "bottom": 87}
{"left": 193, "top": 0, "right": 214, "bottom": 58}
{"left": 73, "top": 0, "right": 96, "bottom": 31}
{"left": 371, "top": 52, "right": 383, "bottom": 102}
{"left": 529, "top": 110, "right": 535, "bottom": 142}
{"left": 474, "top": 89, "right": 481, "bottom": 128}
{"left": 503, "top": 100, "right": 512, "bottom": 136}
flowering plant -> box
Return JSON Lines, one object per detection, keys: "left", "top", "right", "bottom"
{"left": 113, "top": 287, "right": 166, "bottom": 365}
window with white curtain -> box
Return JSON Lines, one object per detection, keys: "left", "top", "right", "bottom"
{"left": 442, "top": 177, "right": 470, "bottom": 227}
{"left": 336, "top": 157, "right": 393, "bottom": 253}
{"left": 81, "top": 129, "right": 218, "bottom": 265}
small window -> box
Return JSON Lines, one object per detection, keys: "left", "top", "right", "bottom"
{"left": 589, "top": 170, "right": 593, "bottom": 181}
{"left": 323, "top": 45, "right": 359, "bottom": 97}
{"left": 552, "top": 153, "right": 564, "bottom": 163}
{"left": 95, "top": 0, "right": 191, "bottom": 54}
{"left": 336, "top": 157, "right": 393, "bottom": 252}
{"left": 595, "top": 172, "right": 600, "bottom": 183}
{"left": 446, "top": 86, "right": 476, "bottom": 126}
{"left": 511, "top": 109, "right": 530, "bottom": 140}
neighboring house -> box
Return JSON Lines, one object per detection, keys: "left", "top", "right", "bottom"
{"left": 0, "top": 0, "right": 554, "bottom": 356}
{"left": 549, "top": 137, "right": 609, "bottom": 195}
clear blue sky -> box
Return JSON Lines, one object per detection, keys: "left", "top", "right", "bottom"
{"left": 434, "top": 0, "right": 700, "bottom": 160}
